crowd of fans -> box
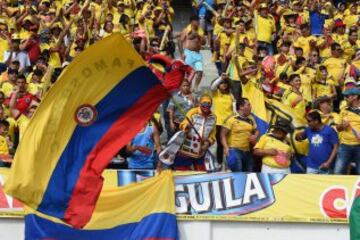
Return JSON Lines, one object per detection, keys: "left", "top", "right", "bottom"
{"left": 0, "top": 0, "right": 358, "bottom": 175}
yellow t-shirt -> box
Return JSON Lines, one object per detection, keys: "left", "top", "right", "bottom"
{"left": 320, "top": 111, "right": 341, "bottom": 132}
{"left": 124, "top": 0, "right": 134, "bottom": 18}
{"left": 1, "top": 81, "right": 15, "bottom": 97}
{"left": 293, "top": 35, "right": 317, "bottom": 57}
{"left": 317, "top": 37, "right": 332, "bottom": 58}
{"left": 299, "top": 73, "right": 313, "bottom": 102}
{"left": 274, "top": 53, "right": 295, "bottom": 77}
{"left": 223, "top": 114, "right": 257, "bottom": 151}
{"left": 212, "top": 89, "right": 234, "bottom": 125}
{"left": 255, "top": 13, "right": 275, "bottom": 43}
{"left": 0, "top": 135, "right": 9, "bottom": 155}
{"left": 331, "top": 33, "right": 348, "bottom": 46}
{"left": 6, "top": 117, "right": 16, "bottom": 143}
{"left": 344, "top": 14, "right": 358, "bottom": 28}
{"left": 313, "top": 79, "right": 335, "bottom": 99}
{"left": 323, "top": 57, "right": 347, "bottom": 86}
{"left": 19, "top": 29, "right": 32, "bottom": 41}
{"left": 17, "top": 114, "right": 30, "bottom": 141}
{"left": 28, "top": 82, "right": 44, "bottom": 96}
{"left": 339, "top": 108, "right": 360, "bottom": 145}
{"left": 254, "top": 134, "right": 292, "bottom": 168}
{"left": 342, "top": 40, "right": 359, "bottom": 61}
{"left": 139, "top": 18, "right": 155, "bottom": 37}
{"left": 0, "top": 37, "right": 9, "bottom": 62}
{"left": 40, "top": 42, "right": 62, "bottom": 68}
{"left": 213, "top": 22, "right": 223, "bottom": 37}
{"left": 228, "top": 32, "right": 254, "bottom": 60}
{"left": 282, "top": 89, "right": 306, "bottom": 117}
{"left": 217, "top": 31, "right": 234, "bottom": 58}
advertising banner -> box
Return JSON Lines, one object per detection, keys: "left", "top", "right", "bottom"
{"left": 0, "top": 168, "right": 24, "bottom": 218}
{"left": 0, "top": 168, "right": 359, "bottom": 224}
{"left": 115, "top": 170, "right": 360, "bottom": 224}
{"left": 174, "top": 172, "right": 360, "bottom": 223}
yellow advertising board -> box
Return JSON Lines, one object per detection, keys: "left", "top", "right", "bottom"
{"left": 0, "top": 168, "right": 358, "bottom": 224}
{"left": 175, "top": 173, "right": 360, "bottom": 224}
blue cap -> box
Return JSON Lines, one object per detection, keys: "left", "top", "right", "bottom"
{"left": 343, "top": 88, "right": 360, "bottom": 96}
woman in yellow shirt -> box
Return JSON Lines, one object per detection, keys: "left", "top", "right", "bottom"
{"left": 282, "top": 73, "right": 306, "bottom": 117}
{"left": 211, "top": 74, "right": 235, "bottom": 167}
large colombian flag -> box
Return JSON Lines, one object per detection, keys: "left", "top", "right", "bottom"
{"left": 5, "top": 33, "right": 172, "bottom": 228}
{"left": 25, "top": 170, "right": 178, "bottom": 240}
{"left": 351, "top": 196, "right": 360, "bottom": 240}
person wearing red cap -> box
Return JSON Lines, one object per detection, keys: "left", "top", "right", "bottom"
{"left": 332, "top": 19, "right": 347, "bottom": 45}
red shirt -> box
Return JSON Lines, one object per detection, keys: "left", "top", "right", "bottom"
{"left": 25, "top": 38, "right": 41, "bottom": 63}
{"left": 5, "top": 92, "right": 37, "bottom": 115}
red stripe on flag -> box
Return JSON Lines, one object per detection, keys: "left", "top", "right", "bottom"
{"left": 63, "top": 84, "right": 170, "bottom": 228}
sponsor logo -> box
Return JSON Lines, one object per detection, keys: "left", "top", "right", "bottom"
{"left": 175, "top": 173, "right": 285, "bottom": 215}
{"left": 320, "top": 180, "right": 360, "bottom": 218}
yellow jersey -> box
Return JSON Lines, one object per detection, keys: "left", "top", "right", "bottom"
{"left": 0, "top": 135, "right": 9, "bottom": 155}
{"left": 282, "top": 89, "right": 306, "bottom": 117}
{"left": 255, "top": 13, "right": 275, "bottom": 43}
{"left": 339, "top": 107, "right": 360, "bottom": 145}
{"left": 293, "top": 35, "right": 317, "bottom": 57}
{"left": 212, "top": 89, "right": 234, "bottom": 125}
{"left": 313, "top": 79, "right": 335, "bottom": 99}
{"left": 254, "top": 134, "right": 292, "bottom": 168}
{"left": 323, "top": 57, "right": 347, "bottom": 86}
{"left": 223, "top": 114, "right": 257, "bottom": 151}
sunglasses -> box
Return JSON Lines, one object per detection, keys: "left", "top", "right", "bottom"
{"left": 200, "top": 102, "right": 211, "bottom": 108}
{"left": 8, "top": 70, "right": 18, "bottom": 74}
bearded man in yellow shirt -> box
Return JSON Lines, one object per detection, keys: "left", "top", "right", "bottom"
{"left": 323, "top": 42, "right": 347, "bottom": 87}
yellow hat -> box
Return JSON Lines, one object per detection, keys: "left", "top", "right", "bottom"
{"left": 48, "top": 8, "right": 56, "bottom": 14}
{"left": 11, "top": 33, "right": 20, "bottom": 40}
{"left": 41, "top": 0, "right": 50, "bottom": 4}
{"left": 23, "top": 16, "right": 34, "bottom": 23}
{"left": 200, "top": 95, "right": 212, "bottom": 104}
{"left": 320, "top": 9, "right": 329, "bottom": 15}
{"left": 259, "top": 3, "right": 268, "bottom": 9}
{"left": 344, "top": 77, "right": 356, "bottom": 85}
{"left": 51, "top": 22, "right": 62, "bottom": 29}
{"left": 283, "top": 10, "right": 298, "bottom": 16}
{"left": 117, "top": 1, "right": 125, "bottom": 6}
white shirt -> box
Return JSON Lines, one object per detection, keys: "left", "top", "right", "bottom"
{"left": 3, "top": 51, "right": 31, "bottom": 71}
